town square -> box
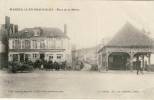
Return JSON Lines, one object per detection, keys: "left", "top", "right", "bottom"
{"left": 1, "top": 0, "right": 154, "bottom": 99}
{"left": 1, "top": 70, "right": 154, "bottom": 99}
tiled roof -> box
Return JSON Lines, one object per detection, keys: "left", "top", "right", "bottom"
{"left": 9, "top": 27, "right": 69, "bottom": 39}
{"left": 106, "top": 22, "right": 153, "bottom": 48}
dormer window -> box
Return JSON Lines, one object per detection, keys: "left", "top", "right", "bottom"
{"left": 34, "top": 29, "right": 40, "bottom": 36}
{"left": 24, "top": 30, "right": 28, "bottom": 33}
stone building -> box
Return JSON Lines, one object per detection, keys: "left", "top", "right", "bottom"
{"left": 0, "top": 16, "right": 18, "bottom": 68}
{"left": 8, "top": 25, "right": 72, "bottom": 65}
{"left": 98, "top": 22, "right": 154, "bottom": 71}
{"left": 72, "top": 47, "right": 97, "bottom": 64}
{"left": 72, "top": 46, "right": 98, "bottom": 70}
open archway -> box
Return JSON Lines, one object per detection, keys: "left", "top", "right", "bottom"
{"left": 108, "top": 52, "right": 130, "bottom": 70}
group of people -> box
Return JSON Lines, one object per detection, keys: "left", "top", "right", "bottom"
{"left": 125, "top": 57, "right": 149, "bottom": 75}
{"left": 134, "top": 56, "right": 149, "bottom": 75}
{"left": 33, "top": 60, "right": 67, "bottom": 71}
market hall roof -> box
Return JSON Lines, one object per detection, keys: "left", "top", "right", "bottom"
{"left": 9, "top": 27, "right": 69, "bottom": 39}
{"left": 105, "top": 22, "right": 153, "bottom": 48}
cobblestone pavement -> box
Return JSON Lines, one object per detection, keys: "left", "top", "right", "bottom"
{"left": 0, "top": 70, "right": 154, "bottom": 99}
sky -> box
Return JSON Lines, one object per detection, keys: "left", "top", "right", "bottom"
{"left": 1, "top": 0, "right": 154, "bottom": 49}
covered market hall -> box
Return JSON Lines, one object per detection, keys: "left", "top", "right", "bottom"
{"left": 98, "top": 22, "right": 154, "bottom": 71}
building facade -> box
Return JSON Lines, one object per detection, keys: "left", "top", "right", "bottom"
{"left": 98, "top": 22, "right": 154, "bottom": 71}
{"left": 8, "top": 26, "right": 72, "bottom": 65}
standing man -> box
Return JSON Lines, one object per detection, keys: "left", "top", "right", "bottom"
{"left": 48, "top": 60, "right": 53, "bottom": 71}
{"left": 136, "top": 57, "right": 142, "bottom": 75}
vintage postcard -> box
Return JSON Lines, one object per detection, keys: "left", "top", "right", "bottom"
{"left": 0, "top": 0, "right": 154, "bottom": 99}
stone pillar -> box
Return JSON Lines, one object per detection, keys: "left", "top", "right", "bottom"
{"left": 8, "top": 53, "right": 12, "bottom": 61}
{"left": 99, "top": 53, "right": 104, "bottom": 72}
{"left": 18, "top": 54, "right": 20, "bottom": 62}
{"left": 106, "top": 52, "right": 110, "bottom": 71}
{"left": 29, "top": 53, "right": 32, "bottom": 61}
{"left": 98, "top": 53, "right": 102, "bottom": 72}
{"left": 129, "top": 52, "right": 135, "bottom": 72}
{"left": 148, "top": 53, "right": 151, "bottom": 65}
{"left": 45, "top": 53, "right": 48, "bottom": 61}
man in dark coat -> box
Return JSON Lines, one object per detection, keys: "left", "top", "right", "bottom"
{"left": 61, "top": 61, "right": 66, "bottom": 70}
{"left": 47, "top": 60, "right": 53, "bottom": 71}
{"left": 54, "top": 61, "right": 59, "bottom": 71}
{"left": 44, "top": 60, "right": 48, "bottom": 70}
{"left": 136, "top": 58, "right": 143, "bottom": 75}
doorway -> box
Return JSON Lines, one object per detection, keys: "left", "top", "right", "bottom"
{"left": 19, "top": 53, "right": 24, "bottom": 62}
{"left": 40, "top": 53, "right": 45, "bottom": 61}
{"left": 108, "top": 52, "right": 130, "bottom": 70}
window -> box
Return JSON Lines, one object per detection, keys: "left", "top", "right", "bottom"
{"left": 49, "top": 55, "right": 54, "bottom": 60}
{"left": 48, "top": 39, "right": 55, "bottom": 49}
{"left": 13, "top": 54, "right": 18, "bottom": 61}
{"left": 19, "top": 53, "right": 24, "bottom": 62}
{"left": 57, "top": 54, "right": 63, "bottom": 59}
{"left": 13, "top": 40, "right": 21, "bottom": 49}
{"left": 57, "top": 56, "right": 61, "bottom": 59}
{"left": 34, "top": 29, "right": 40, "bottom": 36}
{"left": 18, "top": 40, "right": 21, "bottom": 49}
{"left": 33, "top": 54, "right": 37, "bottom": 58}
{"left": 25, "top": 40, "right": 30, "bottom": 49}
{"left": 25, "top": 54, "right": 29, "bottom": 62}
{"left": 34, "top": 32, "right": 38, "bottom": 36}
{"left": 56, "top": 39, "right": 62, "bottom": 49}
{"left": 40, "top": 40, "right": 45, "bottom": 49}
{"left": 14, "top": 40, "right": 18, "bottom": 49}
{"left": 32, "top": 40, "right": 37, "bottom": 49}
{"left": 22, "top": 40, "right": 25, "bottom": 49}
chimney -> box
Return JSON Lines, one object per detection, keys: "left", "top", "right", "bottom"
{"left": 5, "top": 16, "right": 10, "bottom": 31}
{"left": 64, "top": 24, "right": 67, "bottom": 34}
{"left": 10, "top": 24, "right": 14, "bottom": 33}
{"left": 14, "top": 25, "right": 18, "bottom": 33}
